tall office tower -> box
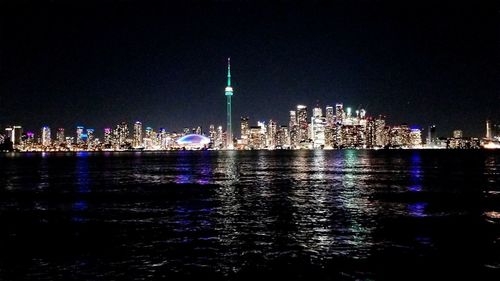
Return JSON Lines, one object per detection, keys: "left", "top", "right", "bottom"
{"left": 375, "top": 115, "right": 387, "bottom": 147}
{"left": 216, "top": 125, "right": 223, "bottom": 149}
{"left": 289, "top": 110, "right": 298, "bottom": 147}
{"left": 325, "top": 106, "right": 334, "bottom": 127}
{"left": 324, "top": 106, "right": 335, "bottom": 148}
{"left": 224, "top": 58, "right": 234, "bottom": 149}
{"left": 25, "top": 132, "right": 35, "bottom": 147}
{"left": 289, "top": 110, "right": 297, "bottom": 128}
{"left": 427, "top": 125, "right": 437, "bottom": 146}
{"left": 248, "top": 126, "right": 262, "bottom": 149}
{"left": 313, "top": 105, "right": 322, "bottom": 118}
{"left": 311, "top": 115, "right": 326, "bottom": 149}
{"left": 41, "top": 126, "right": 51, "bottom": 146}
{"left": 486, "top": 119, "right": 492, "bottom": 139}
{"left": 158, "top": 128, "right": 167, "bottom": 149}
{"left": 4, "top": 126, "right": 22, "bottom": 146}
{"left": 104, "top": 128, "right": 112, "bottom": 145}
{"left": 453, "top": 130, "right": 463, "bottom": 139}
{"left": 195, "top": 126, "right": 202, "bottom": 135}
{"left": 133, "top": 121, "right": 143, "bottom": 148}
{"left": 240, "top": 116, "right": 250, "bottom": 140}
{"left": 145, "top": 127, "right": 153, "bottom": 139}
{"left": 86, "top": 128, "right": 95, "bottom": 148}
{"left": 4, "top": 127, "right": 12, "bottom": 142}
{"left": 359, "top": 108, "right": 367, "bottom": 119}
{"left": 296, "top": 105, "right": 308, "bottom": 143}
{"left": 365, "top": 118, "right": 375, "bottom": 148}
{"left": 209, "top": 124, "right": 216, "bottom": 145}
{"left": 76, "top": 126, "right": 85, "bottom": 145}
{"left": 182, "top": 127, "right": 190, "bottom": 135}
{"left": 410, "top": 128, "right": 422, "bottom": 147}
{"left": 335, "top": 103, "right": 344, "bottom": 124}
{"left": 12, "top": 126, "right": 22, "bottom": 145}
{"left": 56, "top": 128, "right": 65, "bottom": 144}
{"left": 267, "top": 119, "right": 277, "bottom": 149}
{"left": 276, "top": 125, "right": 290, "bottom": 148}
{"left": 115, "top": 122, "right": 129, "bottom": 148}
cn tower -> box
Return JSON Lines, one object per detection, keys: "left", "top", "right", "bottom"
{"left": 225, "top": 58, "right": 234, "bottom": 149}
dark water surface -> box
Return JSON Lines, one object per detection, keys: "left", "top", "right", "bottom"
{"left": 1, "top": 150, "right": 500, "bottom": 280}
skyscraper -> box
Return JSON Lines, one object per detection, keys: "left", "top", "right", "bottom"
{"left": 225, "top": 58, "right": 234, "bottom": 149}
{"left": 87, "top": 128, "right": 95, "bottom": 148}
{"left": 335, "top": 103, "right": 344, "bottom": 125}
{"left": 41, "top": 126, "right": 51, "bottom": 146}
{"left": 209, "top": 124, "right": 216, "bottom": 146}
{"left": 486, "top": 119, "right": 492, "bottom": 139}
{"left": 297, "top": 105, "right": 308, "bottom": 143}
{"left": 133, "top": 121, "right": 143, "bottom": 148}
{"left": 104, "top": 128, "right": 112, "bottom": 146}
{"left": 453, "top": 130, "right": 463, "bottom": 139}
{"left": 76, "top": 126, "right": 85, "bottom": 145}
{"left": 240, "top": 117, "right": 249, "bottom": 140}
{"left": 5, "top": 126, "right": 23, "bottom": 146}
{"left": 289, "top": 110, "right": 298, "bottom": 148}
{"left": 56, "top": 128, "right": 65, "bottom": 144}
{"left": 427, "top": 125, "right": 437, "bottom": 146}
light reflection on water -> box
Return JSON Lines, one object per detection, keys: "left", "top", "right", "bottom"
{"left": 0, "top": 150, "right": 499, "bottom": 279}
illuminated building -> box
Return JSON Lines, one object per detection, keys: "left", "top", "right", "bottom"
{"left": 5, "top": 126, "right": 22, "bottom": 147}
{"left": 453, "top": 130, "right": 463, "bottom": 139}
{"left": 114, "top": 122, "right": 129, "bottom": 149}
{"left": 311, "top": 106, "right": 326, "bottom": 148}
{"left": 240, "top": 117, "right": 249, "bottom": 142}
{"left": 133, "top": 121, "right": 143, "bottom": 148}
{"left": 374, "top": 115, "right": 387, "bottom": 147}
{"left": 176, "top": 134, "right": 210, "bottom": 150}
{"left": 335, "top": 103, "right": 344, "bottom": 125}
{"left": 267, "top": 119, "right": 277, "bottom": 148}
{"left": 209, "top": 124, "right": 216, "bottom": 147}
{"left": 142, "top": 127, "right": 154, "bottom": 150}
{"left": 427, "top": 125, "right": 437, "bottom": 147}
{"left": 12, "top": 126, "right": 22, "bottom": 146}
{"left": 276, "top": 125, "right": 290, "bottom": 148}
{"left": 409, "top": 128, "right": 422, "bottom": 147}
{"left": 289, "top": 110, "right": 299, "bottom": 148}
{"left": 365, "top": 118, "right": 376, "bottom": 148}
{"left": 225, "top": 58, "right": 234, "bottom": 149}
{"left": 389, "top": 125, "right": 411, "bottom": 147}
{"left": 24, "top": 132, "right": 35, "bottom": 148}
{"left": 325, "top": 106, "right": 335, "bottom": 148}
{"left": 104, "top": 128, "right": 112, "bottom": 146}
{"left": 195, "top": 126, "right": 202, "bottom": 135}
{"left": 56, "top": 128, "right": 65, "bottom": 144}
{"left": 183, "top": 127, "right": 190, "bottom": 135}
{"left": 41, "top": 126, "right": 51, "bottom": 146}
{"left": 76, "top": 126, "right": 85, "bottom": 145}
{"left": 297, "top": 105, "right": 308, "bottom": 143}
{"left": 86, "top": 129, "right": 95, "bottom": 148}
{"left": 157, "top": 128, "right": 168, "bottom": 149}
{"left": 215, "top": 125, "right": 223, "bottom": 149}
{"left": 249, "top": 126, "right": 264, "bottom": 149}
{"left": 4, "top": 128, "right": 12, "bottom": 143}
{"left": 486, "top": 119, "right": 492, "bottom": 139}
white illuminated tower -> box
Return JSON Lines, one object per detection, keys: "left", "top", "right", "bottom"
{"left": 41, "top": 126, "right": 51, "bottom": 146}
{"left": 225, "top": 58, "right": 234, "bottom": 149}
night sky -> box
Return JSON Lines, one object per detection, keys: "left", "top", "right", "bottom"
{"left": 1, "top": 0, "right": 499, "bottom": 137}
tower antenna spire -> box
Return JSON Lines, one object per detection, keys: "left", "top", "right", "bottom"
{"left": 227, "top": 57, "right": 231, "bottom": 87}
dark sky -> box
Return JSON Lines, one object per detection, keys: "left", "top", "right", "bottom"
{"left": 1, "top": 0, "right": 499, "bottom": 137}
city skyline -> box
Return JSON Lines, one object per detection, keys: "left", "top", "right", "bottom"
{"left": 1, "top": 1, "right": 498, "bottom": 137}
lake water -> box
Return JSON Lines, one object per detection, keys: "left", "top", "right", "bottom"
{"left": 0, "top": 150, "right": 499, "bottom": 280}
